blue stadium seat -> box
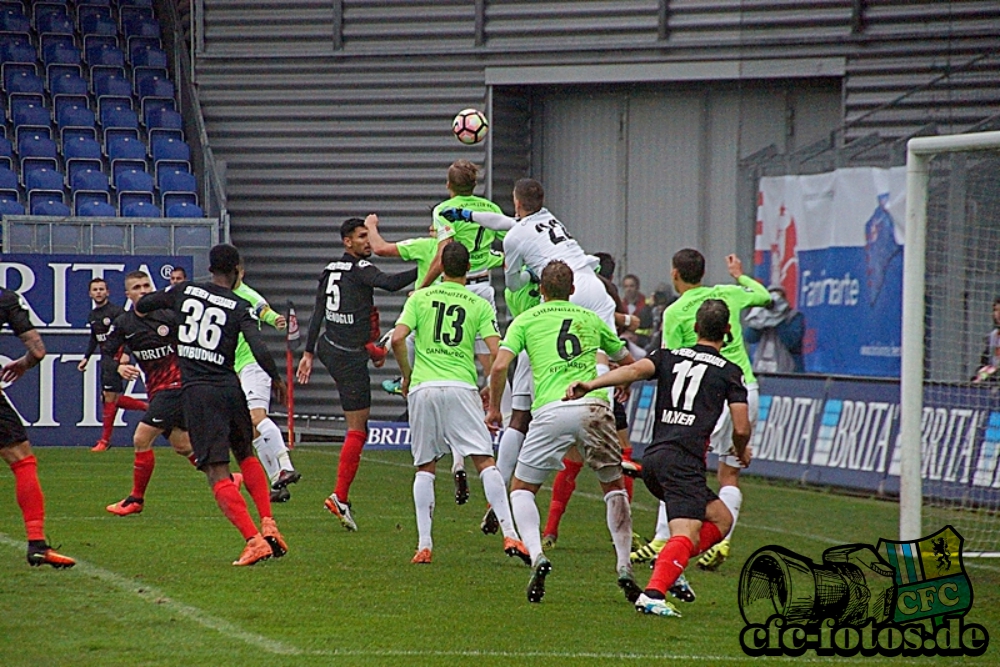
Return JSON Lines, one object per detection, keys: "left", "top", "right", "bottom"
{"left": 64, "top": 135, "right": 103, "bottom": 182}
{"left": 146, "top": 106, "right": 183, "bottom": 142}
{"left": 25, "top": 166, "right": 63, "bottom": 195}
{"left": 56, "top": 103, "right": 97, "bottom": 143}
{"left": 37, "top": 10, "right": 74, "bottom": 36}
{"left": 79, "top": 11, "right": 115, "bottom": 39}
{"left": 76, "top": 198, "right": 116, "bottom": 216}
{"left": 121, "top": 200, "right": 159, "bottom": 217}
{"left": 158, "top": 168, "right": 197, "bottom": 210}
{"left": 0, "top": 33, "right": 33, "bottom": 63}
{"left": 49, "top": 70, "right": 88, "bottom": 97}
{"left": 0, "top": 136, "right": 13, "bottom": 169}
{"left": 0, "top": 165, "right": 20, "bottom": 197}
{"left": 123, "top": 15, "right": 159, "bottom": 40}
{"left": 116, "top": 167, "right": 154, "bottom": 211}
{"left": 127, "top": 36, "right": 160, "bottom": 64}
{"left": 133, "top": 223, "right": 171, "bottom": 253}
{"left": 131, "top": 44, "right": 167, "bottom": 69}
{"left": 85, "top": 42, "right": 125, "bottom": 67}
{"left": 133, "top": 66, "right": 167, "bottom": 95}
{"left": 166, "top": 202, "right": 204, "bottom": 218}
{"left": 137, "top": 75, "right": 174, "bottom": 118}
{"left": 107, "top": 135, "right": 146, "bottom": 177}
{"left": 70, "top": 168, "right": 110, "bottom": 209}
{"left": 93, "top": 68, "right": 130, "bottom": 100}
{"left": 151, "top": 136, "right": 190, "bottom": 175}
{"left": 0, "top": 7, "right": 29, "bottom": 32}
{"left": 18, "top": 134, "right": 59, "bottom": 177}
{"left": 12, "top": 103, "right": 52, "bottom": 143}
{"left": 100, "top": 103, "right": 139, "bottom": 143}
{"left": 5, "top": 69, "right": 44, "bottom": 95}
{"left": 30, "top": 197, "right": 70, "bottom": 216}
{"left": 0, "top": 196, "right": 25, "bottom": 215}
{"left": 42, "top": 42, "right": 81, "bottom": 82}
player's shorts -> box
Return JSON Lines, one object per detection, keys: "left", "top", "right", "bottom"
{"left": 140, "top": 388, "right": 186, "bottom": 436}
{"left": 613, "top": 397, "right": 628, "bottom": 431}
{"left": 515, "top": 399, "right": 621, "bottom": 485}
{"left": 99, "top": 357, "right": 124, "bottom": 393}
{"left": 641, "top": 441, "right": 718, "bottom": 521}
{"left": 466, "top": 277, "right": 496, "bottom": 356}
{"left": 238, "top": 362, "right": 272, "bottom": 412}
{"left": 510, "top": 350, "right": 534, "bottom": 412}
{"left": 317, "top": 336, "right": 371, "bottom": 412}
{"left": 570, "top": 271, "right": 616, "bottom": 331}
{"left": 184, "top": 383, "right": 254, "bottom": 468}
{"left": 709, "top": 382, "right": 759, "bottom": 468}
{"left": 408, "top": 384, "right": 493, "bottom": 467}
{"left": 0, "top": 392, "right": 28, "bottom": 447}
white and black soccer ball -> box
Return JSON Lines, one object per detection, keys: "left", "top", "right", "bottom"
{"left": 452, "top": 108, "right": 489, "bottom": 145}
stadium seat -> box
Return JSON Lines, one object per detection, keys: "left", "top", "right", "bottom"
{"left": 18, "top": 134, "right": 59, "bottom": 177}
{"left": 0, "top": 165, "right": 20, "bottom": 197}
{"left": 56, "top": 104, "right": 97, "bottom": 143}
{"left": 158, "top": 168, "right": 197, "bottom": 210}
{"left": 37, "top": 10, "right": 73, "bottom": 36}
{"left": 12, "top": 103, "right": 52, "bottom": 143}
{"left": 131, "top": 44, "right": 167, "bottom": 69}
{"left": 29, "top": 196, "right": 69, "bottom": 217}
{"left": 63, "top": 135, "right": 103, "bottom": 181}
{"left": 116, "top": 167, "right": 154, "bottom": 210}
{"left": 166, "top": 202, "right": 204, "bottom": 218}
{"left": 85, "top": 42, "right": 125, "bottom": 67}
{"left": 76, "top": 198, "right": 116, "bottom": 216}
{"left": 92, "top": 223, "right": 128, "bottom": 253}
{"left": 0, "top": 196, "right": 25, "bottom": 215}
{"left": 0, "top": 135, "right": 14, "bottom": 169}
{"left": 133, "top": 223, "right": 171, "bottom": 253}
{"left": 107, "top": 135, "right": 146, "bottom": 177}
{"left": 5, "top": 69, "right": 44, "bottom": 95}
{"left": 0, "top": 7, "right": 29, "bottom": 33}
{"left": 93, "top": 69, "right": 131, "bottom": 108}
{"left": 71, "top": 168, "right": 110, "bottom": 203}
{"left": 137, "top": 76, "right": 174, "bottom": 118}
{"left": 127, "top": 36, "right": 160, "bottom": 64}
{"left": 121, "top": 200, "right": 159, "bottom": 217}
{"left": 133, "top": 67, "right": 168, "bottom": 95}
{"left": 25, "top": 167, "right": 64, "bottom": 209}
{"left": 0, "top": 32, "right": 33, "bottom": 60}
{"left": 151, "top": 137, "right": 190, "bottom": 175}
{"left": 100, "top": 104, "right": 139, "bottom": 144}
{"left": 145, "top": 107, "right": 183, "bottom": 142}
{"left": 123, "top": 15, "right": 159, "bottom": 40}
{"left": 49, "top": 70, "right": 88, "bottom": 97}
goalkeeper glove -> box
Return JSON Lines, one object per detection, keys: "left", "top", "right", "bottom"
{"left": 440, "top": 208, "right": 473, "bottom": 223}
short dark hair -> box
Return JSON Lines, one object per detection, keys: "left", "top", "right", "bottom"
{"left": 672, "top": 248, "right": 705, "bottom": 284}
{"left": 540, "top": 260, "right": 573, "bottom": 301}
{"left": 209, "top": 243, "right": 241, "bottom": 276}
{"left": 89, "top": 278, "right": 107, "bottom": 288}
{"left": 125, "top": 270, "right": 149, "bottom": 283}
{"left": 171, "top": 266, "right": 187, "bottom": 278}
{"left": 594, "top": 252, "right": 616, "bottom": 280}
{"left": 696, "top": 299, "right": 730, "bottom": 343}
{"left": 340, "top": 217, "right": 366, "bottom": 239}
{"left": 622, "top": 273, "right": 640, "bottom": 288}
{"left": 513, "top": 178, "right": 544, "bottom": 214}
{"left": 447, "top": 160, "right": 478, "bottom": 196}
{"left": 994, "top": 296, "right": 1000, "bottom": 307}
{"left": 441, "top": 241, "right": 470, "bottom": 278}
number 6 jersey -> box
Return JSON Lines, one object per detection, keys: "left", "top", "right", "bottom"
{"left": 135, "top": 281, "right": 281, "bottom": 387}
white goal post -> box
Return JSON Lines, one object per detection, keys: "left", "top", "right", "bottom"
{"left": 900, "top": 130, "right": 1000, "bottom": 552}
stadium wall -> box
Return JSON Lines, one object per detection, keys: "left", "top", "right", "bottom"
{"left": 192, "top": 0, "right": 1000, "bottom": 421}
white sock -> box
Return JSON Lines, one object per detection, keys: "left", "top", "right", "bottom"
{"left": 480, "top": 466, "right": 518, "bottom": 539}
{"left": 450, "top": 450, "right": 465, "bottom": 474}
{"left": 718, "top": 486, "right": 743, "bottom": 541}
{"left": 253, "top": 417, "right": 287, "bottom": 482}
{"left": 510, "top": 488, "right": 542, "bottom": 563}
{"left": 604, "top": 489, "right": 633, "bottom": 570}
{"left": 654, "top": 501, "right": 671, "bottom": 542}
{"left": 496, "top": 428, "right": 525, "bottom": 485}
{"left": 413, "top": 471, "right": 435, "bottom": 550}
{"left": 252, "top": 435, "right": 280, "bottom": 484}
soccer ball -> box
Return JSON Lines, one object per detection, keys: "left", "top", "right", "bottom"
{"left": 452, "top": 108, "right": 489, "bottom": 145}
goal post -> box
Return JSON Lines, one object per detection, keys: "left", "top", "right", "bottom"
{"left": 900, "top": 130, "right": 1000, "bottom": 553}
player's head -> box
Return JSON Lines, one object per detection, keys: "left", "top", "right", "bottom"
{"left": 341, "top": 217, "right": 372, "bottom": 258}
{"left": 993, "top": 297, "right": 1000, "bottom": 326}
{"left": 540, "top": 260, "right": 575, "bottom": 301}
{"left": 622, "top": 273, "right": 640, "bottom": 300}
{"left": 513, "top": 178, "right": 544, "bottom": 216}
{"left": 441, "top": 241, "right": 470, "bottom": 279}
{"left": 169, "top": 266, "right": 187, "bottom": 285}
{"left": 88, "top": 278, "right": 109, "bottom": 303}
{"left": 594, "top": 252, "right": 616, "bottom": 280}
{"left": 447, "top": 160, "right": 478, "bottom": 196}
{"left": 209, "top": 243, "right": 241, "bottom": 287}
{"left": 124, "top": 271, "right": 153, "bottom": 305}
{"left": 694, "top": 299, "right": 731, "bottom": 344}
{"left": 672, "top": 248, "right": 705, "bottom": 287}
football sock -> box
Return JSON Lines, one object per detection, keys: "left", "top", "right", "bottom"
{"left": 335, "top": 429, "right": 366, "bottom": 502}
{"left": 510, "top": 489, "right": 542, "bottom": 563}
{"left": 412, "top": 471, "right": 435, "bottom": 551}
{"left": 253, "top": 434, "right": 279, "bottom": 483}
{"left": 187, "top": 453, "right": 198, "bottom": 466}
{"left": 698, "top": 521, "right": 724, "bottom": 556}
{"left": 116, "top": 396, "right": 149, "bottom": 412}
{"left": 718, "top": 485, "right": 743, "bottom": 540}
{"left": 252, "top": 418, "right": 287, "bottom": 482}
{"left": 653, "top": 501, "right": 671, "bottom": 541}
{"left": 495, "top": 428, "right": 524, "bottom": 485}
{"left": 238, "top": 456, "right": 273, "bottom": 519}
{"left": 10, "top": 456, "right": 45, "bottom": 541}
{"left": 100, "top": 402, "right": 117, "bottom": 443}
{"left": 647, "top": 535, "right": 694, "bottom": 596}
{"left": 604, "top": 489, "right": 633, "bottom": 570}
{"left": 450, "top": 450, "right": 465, "bottom": 475}
{"left": 479, "top": 466, "right": 518, "bottom": 539}
{"left": 130, "top": 449, "right": 155, "bottom": 499}
{"left": 211, "top": 478, "right": 257, "bottom": 540}
{"left": 543, "top": 459, "right": 582, "bottom": 538}
{"left": 621, "top": 446, "right": 634, "bottom": 501}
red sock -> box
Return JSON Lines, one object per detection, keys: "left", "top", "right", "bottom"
{"left": 238, "top": 456, "right": 272, "bottom": 519}
{"left": 334, "top": 430, "right": 366, "bottom": 502}
{"left": 622, "top": 447, "right": 634, "bottom": 501}
{"left": 116, "top": 396, "right": 149, "bottom": 411}
{"left": 11, "top": 456, "right": 45, "bottom": 541}
{"left": 697, "top": 521, "right": 723, "bottom": 556}
{"left": 543, "top": 459, "right": 583, "bottom": 537}
{"left": 647, "top": 535, "right": 695, "bottom": 595}
{"left": 212, "top": 478, "right": 257, "bottom": 540}
{"left": 130, "top": 450, "right": 156, "bottom": 499}
{"left": 100, "top": 402, "right": 117, "bottom": 442}
{"left": 187, "top": 454, "right": 198, "bottom": 466}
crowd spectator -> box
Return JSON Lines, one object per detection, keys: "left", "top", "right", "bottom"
{"left": 621, "top": 274, "right": 653, "bottom": 350}
{"left": 744, "top": 286, "right": 805, "bottom": 374}
{"left": 972, "top": 297, "right": 1000, "bottom": 383}
{"left": 644, "top": 283, "right": 676, "bottom": 353}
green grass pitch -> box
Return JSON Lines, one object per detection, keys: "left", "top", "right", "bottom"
{"left": 1, "top": 445, "right": 997, "bottom": 666}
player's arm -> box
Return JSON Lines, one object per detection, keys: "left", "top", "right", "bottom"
{"left": 77, "top": 323, "right": 99, "bottom": 371}
{"left": 564, "top": 359, "right": 655, "bottom": 401}
{"left": 730, "top": 401, "right": 751, "bottom": 467}
{"left": 726, "top": 254, "right": 770, "bottom": 306}
{"left": 390, "top": 322, "right": 412, "bottom": 396}
{"left": 417, "top": 239, "right": 447, "bottom": 289}
{"left": 502, "top": 238, "right": 531, "bottom": 292}
{"left": 1, "top": 296, "right": 46, "bottom": 383}
{"left": 101, "top": 318, "right": 132, "bottom": 380}
{"left": 298, "top": 271, "right": 328, "bottom": 384}
{"left": 240, "top": 307, "right": 287, "bottom": 406}
{"left": 662, "top": 308, "right": 684, "bottom": 349}
{"left": 136, "top": 286, "right": 176, "bottom": 314}
{"left": 440, "top": 208, "right": 516, "bottom": 232}
{"left": 361, "top": 263, "right": 418, "bottom": 292}
{"left": 485, "top": 348, "right": 515, "bottom": 432}
{"left": 365, "top": 214, "right": 402, "bottom": 258}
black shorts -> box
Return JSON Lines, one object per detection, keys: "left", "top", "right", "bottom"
{"left": 613, "top": 398, "right": 628, "bottom": 431}
{"left": 183, "top": 383, "right": 254, "bottom": 468}
{"left": 641, "top": 440, "right": 717, "bottom": 521}
{"left": 0, "top": 393, "right": 27, "bottom": 447}
{"left": 100, "top": 358, "right": 124, "bottom": 393}
{"left": 140, "top": 388, "right": 186, "bottom": 436}
{"left": 317, "top": 336, "right": 371, "bottom": 412}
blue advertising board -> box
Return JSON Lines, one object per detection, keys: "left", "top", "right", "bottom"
{"left": 0, "top": 255, "right": 193, "bottom": 446}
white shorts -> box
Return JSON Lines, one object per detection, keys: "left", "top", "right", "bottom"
{"left": 511, "top": 350, "right": 534, "bottom": 412}
{"left": 408, "top": 384, "right": 494, "bottom": 467}
{"left": 515, "top": 400, "right": 622, "bottom": 486}
{"left": 239, "top": 363, "right": 272, "bottom": 412}
{"left": 467, "top": 278, "right": 496, "bottom": 356}
{"left": 569, "top": 271, "right": 616, "bottom": 331}
{"left": 709, "top": 382, "right": 759, "bottom": 468}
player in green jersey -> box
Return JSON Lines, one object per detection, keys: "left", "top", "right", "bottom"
{"left": 233, "top": 264, "right": 300, "bottom": 503}
{"left": 391, "top": 242, "right": 529, "bottom": 564}
{"left": 486, "top": 260, "right": 641, "bottom": 605}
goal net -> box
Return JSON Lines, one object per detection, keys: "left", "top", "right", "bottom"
{"left": 900, "top": 130, "right": 1000, "bottom": 556}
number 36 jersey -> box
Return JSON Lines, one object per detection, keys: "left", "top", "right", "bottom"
{"left": 501, "top": 300, "right": 626, "bottom": 412}
{"left": 136, "top": 281, "right": 280, "bottom": 388}
{"left": 396, "top": 281, "right": 499, "bottom": 391}
{"left": 646, "top": 344, "right": 747, "bottom": 451}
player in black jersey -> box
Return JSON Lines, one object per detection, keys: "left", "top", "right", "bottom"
{"left": 0, "top": 289, "right": 76, "bottom": 568}
{"left": 77, "top": 277, "right": 148, "bottom": 451}
{"left": 297, "top": 217, "right": 417, "bottom": 531}
{"left": 103, "top": 271, "right": 201, "bottom": 517}
{"left": 565, "top": 299, "right": 750, "bottom": 617}
{"left": 137, "top": 245, "right": 290, "bottom": 566}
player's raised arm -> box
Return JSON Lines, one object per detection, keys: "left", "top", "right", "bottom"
{"left": 135, "top": 285, "right": 177, "bottom": 314}
{"left": 365, "top": 214, "right": 402, "bottom": 258}
{"left": 359, "top": 261, "right": 417, "bottom": 292}
{"left": 440, "top": 207, "right": 515, "bottom": 232}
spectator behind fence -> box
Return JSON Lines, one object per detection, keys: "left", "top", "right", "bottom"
{"left": 621, "top": 274, "right": 653, "bottom": 349}
{"left": 744, "top": 286, "right": 805, "bottom": 374}
{"left": 972, "top": 297, "right": 1000, "bottom": 383}
{"left": 643, "top": 283, "right": 676, "bottom": 354}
